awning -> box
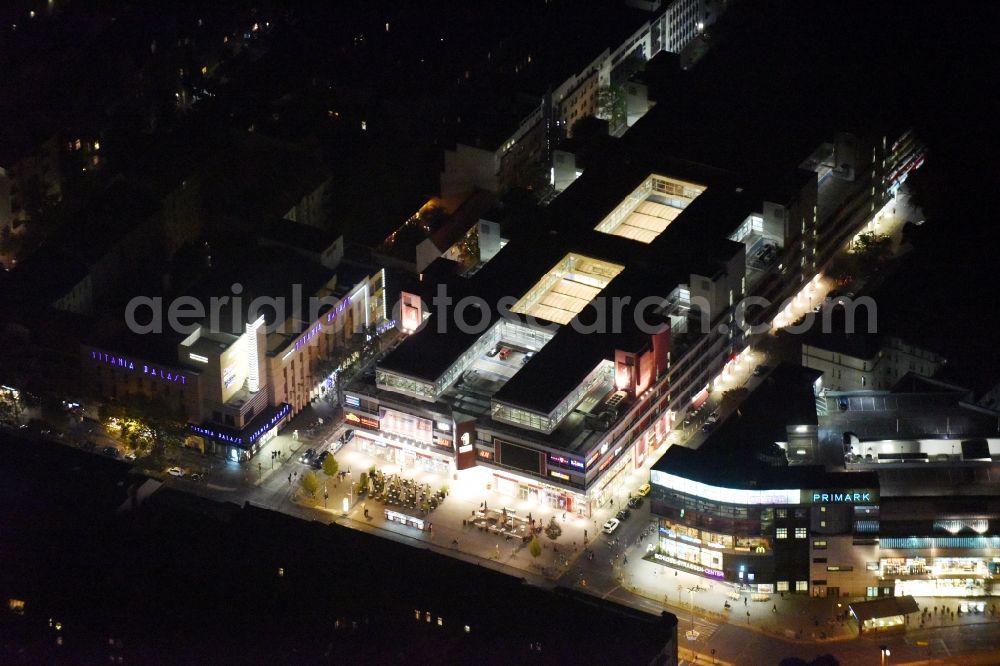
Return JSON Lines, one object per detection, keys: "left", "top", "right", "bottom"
{"left": 849, "top": 595, "right": 919, "bottom": 624}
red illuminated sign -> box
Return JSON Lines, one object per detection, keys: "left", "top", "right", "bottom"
{"left": 345, "top": 412, "right": 380, "bottom": 430}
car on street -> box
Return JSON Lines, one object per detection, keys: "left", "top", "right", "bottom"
{"left": 102, "top": 446, "right": 120, "bottom": 458}
{"left": 521, "top": 351, "right": 535, "bottom": 365}
{"left": 616, "top": 508, "right": 632, "bottom": 521}
{"left": 189, "top": 473, "right": 203, "bottom": 481}
{"left": 312, "top": 450, "right": 330, "bottom": 469}
{"left": 628, "top": 496, "right": 643, "bottom": 509}
{"left": 706, "top": 410, "right": 720, "bottom": 424}
{"left": 166, "top": 466, "right": 185, "bottom": 477}
{"left": 299, "top": 448, "right": 317, "bottom": 464}
{"left": 839, "top": 398, "right": 850, "bottom": 411}
{"left": 753, "top": 364, "right": 769, "bottom": 377}
{"left": 636, "top": 483, "right": 651, "bottom": 497}
{"left": 498, "top": 346, "right": 512, "bottom": 360}
{"left": 701, "top": 422, "right": 716, "bottom": 434}
{"left": 342, "top": 429, "right": 355, "bottom": 443}
{"left": 602, "top": 518, "right": 621, "bottom": 534}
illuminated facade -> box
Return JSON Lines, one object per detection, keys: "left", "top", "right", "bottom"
{"left": 649, "top": 458, "right": 880, "bottom": 593}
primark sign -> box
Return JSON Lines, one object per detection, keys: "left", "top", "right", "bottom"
{"left": 808, "top": 490, "right": 878, "bottom": 505}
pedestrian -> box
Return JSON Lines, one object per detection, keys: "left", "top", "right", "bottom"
{"left": 624, "top": 555, "right": 628, "bottom": 564}
{"left": 744, "top": 597, "right": 748, "bottom": 607}
{"left": 288, "top": 473, "right": 292, "bottom": 484}
{"left": 772, "top": 604, "right": 777, "bottom": 613}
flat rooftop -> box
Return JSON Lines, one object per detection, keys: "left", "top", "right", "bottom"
{"left": 379, "top": 157, "right": 764, "bottom": 416}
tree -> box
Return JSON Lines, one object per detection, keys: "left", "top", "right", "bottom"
{"left": 100, "top": 394, "right": 187, "bottom": 460}
{"left": 322, "top": 453, "right": 339, "bottom": 477}
{"left": 544, "top": 516, "right": 562, "bottom": 541}
{"left": 720, "top": 388, "right": 748, "bottom": 411}
{"left": 853, "top": 231, "right": 893, "bottom": 271}
{"left": 528, "top": 536, "right": 542, "bottom": 558}
{"left": 300, "top": 471, "right": 320, "bottom": 498}
{"left": 357, "top": 472, "right": 369, "bottom": 495}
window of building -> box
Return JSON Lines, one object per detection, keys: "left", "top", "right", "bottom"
{"left": 796, "top": 581, "right": 808, "bottom": 592}
{"left": 813, "top": 558, "right": 827, "bottom": 564}
{"left": 795, "top": 527, "right": 807, "bottom": 539}
{"left": 795, "top": 509, "right": 807, "bottom": 519}
{"left": 776, "top": 528, "right": 787, "bottom": 539}
{"left": 820, "top": 506, "right": 826, "bottom": 513}
{"left": 866, "top": 562, "right": 879, "bottom": 572}
{"left": 827, "top": 566, "right": 853, "bottom": 572}
{"left": 776, "top": 581, "right": 789, "bottom": 592}
{"left": 776, "top": 509, "right": 787, "bottom": 519}
{"left": 866, "top": 586, "right": 879, "bottom": 597}
{"left": 820, "top": 520, "right": 827, "bottom": 528}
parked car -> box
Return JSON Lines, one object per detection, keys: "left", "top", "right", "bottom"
{"left": 342, "top": 429, "right": 355, "bottom": 443}
{"left": 701, "top": 422, "right": 716, "bottom": 434}
{"left": 753, "top": 364, "right": 769, "bottom": 377}
{"left": 102, "top": 446, "right": 120, "bottom": 458}
{"left": 706, "top": 410, "right": 720, "bottom": 424}
{"left": 838, "top": 398, "right": 850, "bottom": 411}
{"left": 498, "top": 347, "right": 512, "bottom": 361}
{"left": 299, "top": 448, "right": 317, "bottom": 464}
{"left": 189, "top": 473, "right": 203, "bottom": 482}
{"left": 616, "top": 508, "right": 632, "bottom": 521}
{"left": 487, "top": 345, "right": 501, "bottom": 357}
{"left": 602, "top": 518, "right": 621, "bottom": 534}
{"left": 521, "top": 351, "right": 535, "bottom": 365}
{"left": 636, "top": 483, "right": 651, "bottom": 497}
{"left": 166, "top": 466, "right": 185, "bottom": 477}
{"left": 628, "top": 496, "right": 643, "bottom": 509}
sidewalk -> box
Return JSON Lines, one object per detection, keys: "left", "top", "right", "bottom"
{"left": 624, "top": 555, "right": 856, "bottom": 644}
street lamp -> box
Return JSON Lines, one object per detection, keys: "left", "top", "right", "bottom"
{"left": 880, "top": 646, "right": 890, "bottom": 666}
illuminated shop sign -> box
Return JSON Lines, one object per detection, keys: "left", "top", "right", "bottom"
{"left": 189, "top": 403, "right": 291, "bottom": 447}
{"left": 586, "top": 450, "right": 600, "bottom": 468}
{"left": 344, "top": 395, "right": 361, "bottom": 408}
{"left": 91, "top": 350, "right": 188, "bottom": 384}
{"left": 809, "top": 491, "right": 877, "bottom": 504}
{"left": 190, "top": 425, "right": 242, "bottom": 444}
{"left": 345, "top": 412, "right": 380, "bottom": 430}
{"left": 550, "top": 454, "right": 585, "bottom": 469}
{"left": 326, "top": 296, "right": 352, "bottom": 324}
{"left": 247, "top": 404, "right": 291, "bottom": 444}
{"left": 550, "top": 471, "right": 570, "bottom": 481}
{"left": 477, "top": 449, "right": 493, "bottom": 460}
{"left": 653, "top": 553, "right": 724, "bottom": 579}
{"left": 295, "top": 323, "right": 323, "bottom": 351}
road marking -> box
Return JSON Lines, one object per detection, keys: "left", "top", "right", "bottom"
{"left": 206, "top": 483, "right": 237, "bottom": 491}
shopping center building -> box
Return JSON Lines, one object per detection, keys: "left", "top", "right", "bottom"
{"left": 345, "top": 140, "right": 831, "bottom": 516}
{"left": 649, "top": 448, "right": 879, "bottom": 593}
{"left": 646, "top": 362, "right": 1000, "bottom": 599}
